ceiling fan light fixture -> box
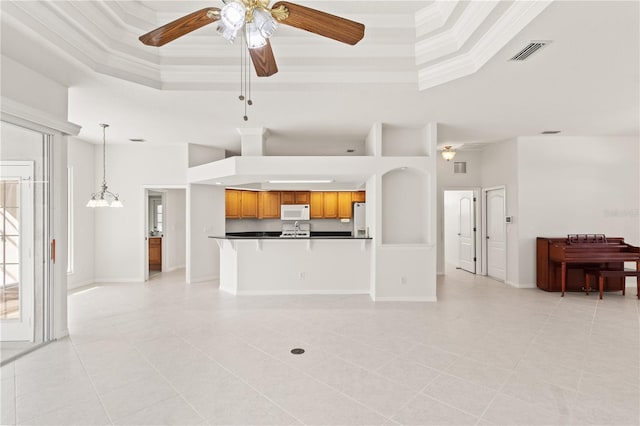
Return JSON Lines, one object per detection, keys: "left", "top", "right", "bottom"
{"left": 221, "top": 1, "right": 245, "bottom": 30}
{"left": 217, "top": 21, "right": 239, "bottom": 42}
{"left": 253, "top": 8, "right": 278, "bottom": 38}
{"left": 246, "top": 22, "right": 267, "bottom": 48}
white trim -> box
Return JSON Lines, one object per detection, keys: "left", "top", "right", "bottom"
{"left": 93, "top": 278, "right": 142, "bottom": 283}
{"left": 373, "top": 296, "right": 438, "bottom": 302}
{"left": 234, "top": 290, "right": 371, "bottom": 296}
{"left": 1, "top": 97, "right": 81, "bottom": 136}
{"left": 66, "top": 279, "right": 95, "bottom": 291}
{"left": 505, "top": 281, "right": 536, "bottom": 289}
{"left": 166, "top": 265, "right": 186, "bottom": 272}
{"left": 418, "top": 1, "right": 553, "bottom": 90}
{"left": 188, "top": 275, "right": 219, "bottom": 284}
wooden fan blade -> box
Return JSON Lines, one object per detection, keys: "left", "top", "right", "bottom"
{"left": 271, "top": 2, "right": 364, "bottom": 45}
{"left": 249, "top": 40, "right": 279, "bottom": 77}
{"left": 139, "top": 8, "right": 220, "bottom": 47}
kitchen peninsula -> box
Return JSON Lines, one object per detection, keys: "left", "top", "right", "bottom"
{"left": 211, "top": 233, "right": 372, "bottom": 295}
{"left": 187, "top": 123, "right": 438, "bottom": 301}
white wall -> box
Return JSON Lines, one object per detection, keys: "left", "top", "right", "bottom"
{"left": 517, "top": 136, "right": 640, "bottom": 286}
{"left": 187, "top": 184, "right": 225, "bottom": 283}
{"left": 93, "top": 144, "right": 188, "bottom": 282}
{"left": 1, "top": 55, "right": 68, "bottom": 121}
{"left": 165, "top": 189, "right": 186, "bottom": 271}
{"left": 67, "top": 137, "right": 95, "bottom": 289}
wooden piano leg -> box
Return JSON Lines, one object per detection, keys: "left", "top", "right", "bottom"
{"left": 561, "top": 262, "right": 566, "bottom": 297}
{"left": 599, "top": 275, "right": 604, "bottom": 300}
{"left": 637, "top": 261, "right": 640, "bottom": 299}
{"left": 585, "top": 273, "right": 590, "bottom": 295}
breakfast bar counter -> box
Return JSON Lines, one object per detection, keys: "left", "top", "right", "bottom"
{"left": 210, "top": 234, "right": 372, "bottom": 295}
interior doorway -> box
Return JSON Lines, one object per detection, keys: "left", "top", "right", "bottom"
{"left": 143, "top": 186, "right": 187, "bottom": 282}
{"left": 484, "top": 186, "right": 506, "bottom": 282}
{"left": 443, "top": 189, "right": 480, "bottom": 274}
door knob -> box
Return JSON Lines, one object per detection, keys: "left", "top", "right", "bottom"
{"left": 486, "top": 236, "right": 490, "bottom": 239}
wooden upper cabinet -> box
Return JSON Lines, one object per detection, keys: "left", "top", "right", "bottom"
{"left": 240, "top": 190, "right": 258, "bottom": 218}
{"left": 294, "top": 191, "right": 310, "bottom": 204}
{"left": 258, "top": 191, "right": 281, "bottom": 219}
{"left": 338, "top": 192, "right": 353, "bottom": 219}
{"left": 225, "top": 189, "right": 241, "bottom": 219}
{"left": 280, "top": 191, "right": 295, "bottom": 204}
{"left": 309, "top": 192, "right": 324, "bottom": 219}
{"left": 281, "top": 191, "right": 310, "bottom": 205}
{"left": 351, "top": 191, "right": 366, "bottom": 203}
{"left": 322, "top": 192, "right": 338, "bottom": 218}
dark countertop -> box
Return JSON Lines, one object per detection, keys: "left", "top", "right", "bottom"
{"left": 210, "top": 231, "right": 371, "bottom": 240}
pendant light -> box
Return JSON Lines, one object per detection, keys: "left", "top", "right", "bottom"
{"left": 86, "top": 124, "right": 123, "bottom": 208}
{"left": 441, "top": 145, "right": 456, "bottom": 161}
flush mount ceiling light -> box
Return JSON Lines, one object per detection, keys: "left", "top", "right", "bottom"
{"left": 86, "top": 124, "right": 123, "bottom": 208}
{"left": 139, "top": 1, "right": 365, "bottom": 121}
{"left": 441, "top": 145, "right": 456, "bottom": 161}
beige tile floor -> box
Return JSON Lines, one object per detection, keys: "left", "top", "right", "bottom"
{"left": 1, "top": 267, "right": 638, "bottom": 425}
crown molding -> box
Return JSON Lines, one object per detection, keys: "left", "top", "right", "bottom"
{"left": 417, "top": 0, "right": 553, "bottom": 91}
{"left": 1, "top": 97, "right": 82, "bottom": 135}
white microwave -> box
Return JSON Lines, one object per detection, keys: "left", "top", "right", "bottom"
{"left": 281, "top": 204, "right": 310, "bottom": 221}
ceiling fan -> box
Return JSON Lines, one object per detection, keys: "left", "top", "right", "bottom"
{"left": 139, "top": 0, "right": 366, "bottom": 77}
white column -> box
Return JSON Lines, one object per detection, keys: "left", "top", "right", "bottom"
{"left": 238, "top": 127, "right": 268, "bottom": 156}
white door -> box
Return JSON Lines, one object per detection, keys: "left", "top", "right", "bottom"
{"left": 1, "top": 162, "right": 35, "bottom": 341}
{"left": 486, "top": 188, "right": 506, "bottom": 281}
{"left": 458, "top": 194, "right": 476, "bottom": 273}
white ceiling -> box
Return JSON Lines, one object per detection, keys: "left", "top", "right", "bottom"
{"left": 1, "top": 1, "right": 638, "bottom": 155}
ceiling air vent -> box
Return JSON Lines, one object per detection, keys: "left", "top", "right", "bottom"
{"left": 454, "top": 162, "right": 467, "bottom": 174}
{"left": 509, "top": 41, "right": 550, "bottom": 61}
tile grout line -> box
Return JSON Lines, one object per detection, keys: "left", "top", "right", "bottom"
{"left": 474, "top": 307, "right": 556, "bottom": 424}
{"left": 68, "top": 338, "right": 116, "bottom": 426}
{"left": 183, "top": 332, "right": 402, "bottom": 425}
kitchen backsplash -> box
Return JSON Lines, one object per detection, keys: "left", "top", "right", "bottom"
{"left": 225, "top": 219, "right": 353, "bottom": 233}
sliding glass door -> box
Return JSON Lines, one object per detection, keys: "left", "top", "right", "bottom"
{"left": 0, "top": 121, "right": 51, "bottom": 351}
{"left": 0, "top": 162, "right": 35, "bottom": 341}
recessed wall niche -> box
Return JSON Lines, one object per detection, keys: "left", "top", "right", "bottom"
{"left": 381, "top": 167, "right": 430, "bottom": 244}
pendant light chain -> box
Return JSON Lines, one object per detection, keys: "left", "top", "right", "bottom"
{"left": 86, "top": 123, "right": 123, "bottom": 208}
{"left": 238, "top": 30, "right": 252, "bottom": 121}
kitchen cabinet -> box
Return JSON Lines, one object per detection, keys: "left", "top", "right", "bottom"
{"left": 310, "top": 192, "right": 324, "bottom": 219}
{"left": 240, "top": 190, "right": 258, "bottom": 218}
{"left": 322, "top": 192, "right": 338, "bottom": 218}
{"left": 225, "top": 189, "right": 241, "bottom": 219}
{"left": 149, "top": 237, "right": 162, "bottom": 271}
{"left": 258, "top": 191, "right": 281, "bottom": 219}
{"left": 281, "top": 191, "right": 310, "bottom": 205}
{"left": 338, "top": 192, "right": 353, "bottom": 219}
{"left": 352, "top": 191, "right": 366, "bottom": 203}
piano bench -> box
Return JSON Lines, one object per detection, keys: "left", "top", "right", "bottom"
{"left": 584, "top": 269, "right": 640, "bottom": 300}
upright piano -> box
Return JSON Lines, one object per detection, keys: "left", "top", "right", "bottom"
{"left": 537, "top": 234, "right": 640, "bottom": 293}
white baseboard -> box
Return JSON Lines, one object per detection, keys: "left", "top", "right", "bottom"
{"left": 188, "top": 275, "right": 219, "bottom": 284}
{"left": 67, "top": 279, "right": 94, "bottom": 291}
{"left": 166, "top": 265, "right": 186, "bottom": 272}
{"left": 372, "top": 296, "right": 437, "bottom": 302}
{"left": 506, "top": 281, "right": 536, "bottom": 289}
{"left": 93, "top": 278, "right": 143, "bottom": 283}
{"left": 235, "top": 289, "right": 370, "bottom": 296}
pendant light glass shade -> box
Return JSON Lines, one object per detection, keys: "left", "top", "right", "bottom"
{"left": 86, "top": 123, "right": 123, "bottom": 208}
{"left": 441, "top": 145, "right": 456, "bottom": 161}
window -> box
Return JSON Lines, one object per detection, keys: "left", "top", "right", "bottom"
{"left": 156, "top": 203, "right": 163, "bottom": 232}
